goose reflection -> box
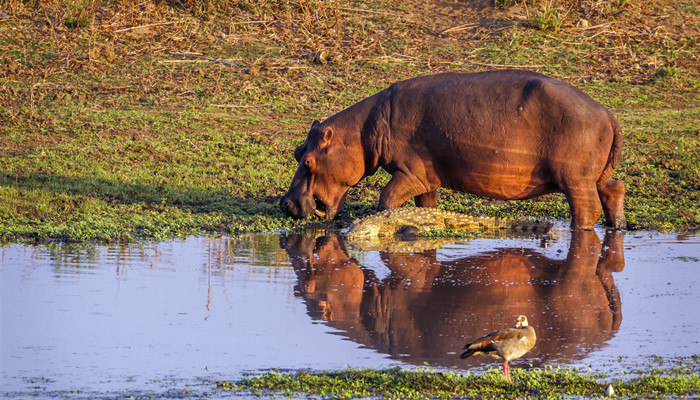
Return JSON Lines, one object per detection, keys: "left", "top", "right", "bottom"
{"left": 280, "top": 230, "right": 625, "bottom": 368}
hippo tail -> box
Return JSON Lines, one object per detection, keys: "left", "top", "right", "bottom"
{"left": 609, "top": 115, "right": 622, "bottom": 169}
{"left": 600, "top": 113, "right": 622, "bottom": 182}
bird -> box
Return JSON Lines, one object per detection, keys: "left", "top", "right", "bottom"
{"left": 459, "top": 315, "right": 536, "bottom": 382}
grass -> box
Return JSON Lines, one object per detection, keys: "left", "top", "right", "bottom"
{"left": 1, "top": 0, "right": 699, "bottom": 242}
{"left": 217, "top": 359, "right": 700, "bottom": 399}
{"left": 63, "top": 0, "right": 98, "bottom": 29}
{"left": 532, "top": 7, "right": 562, "bottom": 33}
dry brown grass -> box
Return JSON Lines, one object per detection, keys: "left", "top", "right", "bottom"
{"left": 2, "top": 0, "right": 697, "bottom": 84}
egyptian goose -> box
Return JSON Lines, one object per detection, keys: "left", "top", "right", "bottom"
{"left": 459, "top": 315, "right": 536, "bottom": 382}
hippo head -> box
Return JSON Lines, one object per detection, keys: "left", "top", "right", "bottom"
{"left": 280, "top": 120, "right": 366, "bottom": 220}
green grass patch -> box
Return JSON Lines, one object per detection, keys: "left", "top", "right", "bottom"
{"left": 531, "top": 8, "right": 562, "bottom": 33}
{"left": 1, "top": 0, "right": 699, "bottom": 242}
{"left": 218, "top": 362, "right": 700, "bottom": 399}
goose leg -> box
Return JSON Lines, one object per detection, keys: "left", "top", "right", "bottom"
{"left": 503, "top": 361, "right": 511, "bottom": 382}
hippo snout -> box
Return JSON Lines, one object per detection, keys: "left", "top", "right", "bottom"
{"left": 280, "top": 194, "right": 316, "bottom": 219}
{"left": 280, "top": 196, "right": 300, "bottom": 217}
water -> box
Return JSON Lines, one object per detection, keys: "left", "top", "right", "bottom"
{"left": 1, "top": 227, "right": 699, "bottom": 398}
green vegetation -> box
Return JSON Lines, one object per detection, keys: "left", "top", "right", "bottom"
{"left": 494, "top": 0, "right": 518, "bottom": 9}
{"left": 531, "top": 5, "right": 562, "bottom": 33}
{"left": 218, "top": 360, "right": 700, "bottom": 399}
{"left": 63, "top": 0, "right": 98, "bottom": 28}
{"left": 1, "top": 0, "right": 698, "bottom": 242}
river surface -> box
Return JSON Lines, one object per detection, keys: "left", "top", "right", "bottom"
{"left": 1, "top": 226, "right": 699, "bottom": 398}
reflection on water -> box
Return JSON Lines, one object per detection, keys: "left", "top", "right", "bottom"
{"left": 281, "top": 230, "right": 625, "bottom": 368}
{"left": 1, "top": 229, "right": 699, "bottom": 398}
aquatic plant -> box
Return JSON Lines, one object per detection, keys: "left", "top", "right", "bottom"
{"left": 217, "top": 362, "right": 700, "bottom": 399}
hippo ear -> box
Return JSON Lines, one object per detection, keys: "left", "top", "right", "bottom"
{"left": 311, "top": 120, "right": 321, "bottom": 128}
{"left": 293, "top": 143, "right": 305, "bottom": 162}
{"left": 320, "top": 127, "right": 333, "bottom": 147}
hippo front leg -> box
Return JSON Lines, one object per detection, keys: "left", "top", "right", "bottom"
{"left": 414, "top": 190, "right": 438, "bottom": 208}
{"left": 378, "top": 171, "right": 434, "bottom": 210}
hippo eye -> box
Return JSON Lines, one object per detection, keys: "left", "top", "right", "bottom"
{"left": 304, "top": 158, "right": 314, "bottom": 170}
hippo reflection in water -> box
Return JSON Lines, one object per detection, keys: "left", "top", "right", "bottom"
{"left": 280, "top": 230, "right": 624, "bottom": 368}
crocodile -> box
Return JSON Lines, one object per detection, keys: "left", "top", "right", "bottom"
{"left": 346, "top": 207, "right": 553, "bottom": 242}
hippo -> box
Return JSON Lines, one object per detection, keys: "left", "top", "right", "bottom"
{"left": 280, "top": 69, "right": 626, "bottom": 229}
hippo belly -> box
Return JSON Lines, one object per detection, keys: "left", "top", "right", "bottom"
{"left": 416, "top": 126, "right": 561, "bottom": 201}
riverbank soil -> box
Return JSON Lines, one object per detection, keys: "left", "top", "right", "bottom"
{"left": 1, "top": 0, "right": 698, "bottom": 241}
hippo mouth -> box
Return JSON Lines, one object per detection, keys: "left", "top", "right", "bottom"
{"left": 313, "top": 195, "right": 328, "bottom": 219}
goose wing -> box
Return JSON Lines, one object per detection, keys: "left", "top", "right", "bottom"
{"left": 460, "top": 327, "right": 522, "bottom": 359}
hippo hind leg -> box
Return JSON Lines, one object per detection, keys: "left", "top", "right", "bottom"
{"left": 597, "top": 178, "right": 626, "bottom": 229}
{"left": 563, "top": 184, "right": 603, "bottom": 230}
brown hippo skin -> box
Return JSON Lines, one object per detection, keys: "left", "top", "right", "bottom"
{"left": 280, "top": 69, "right": 626, "bottom": 229}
